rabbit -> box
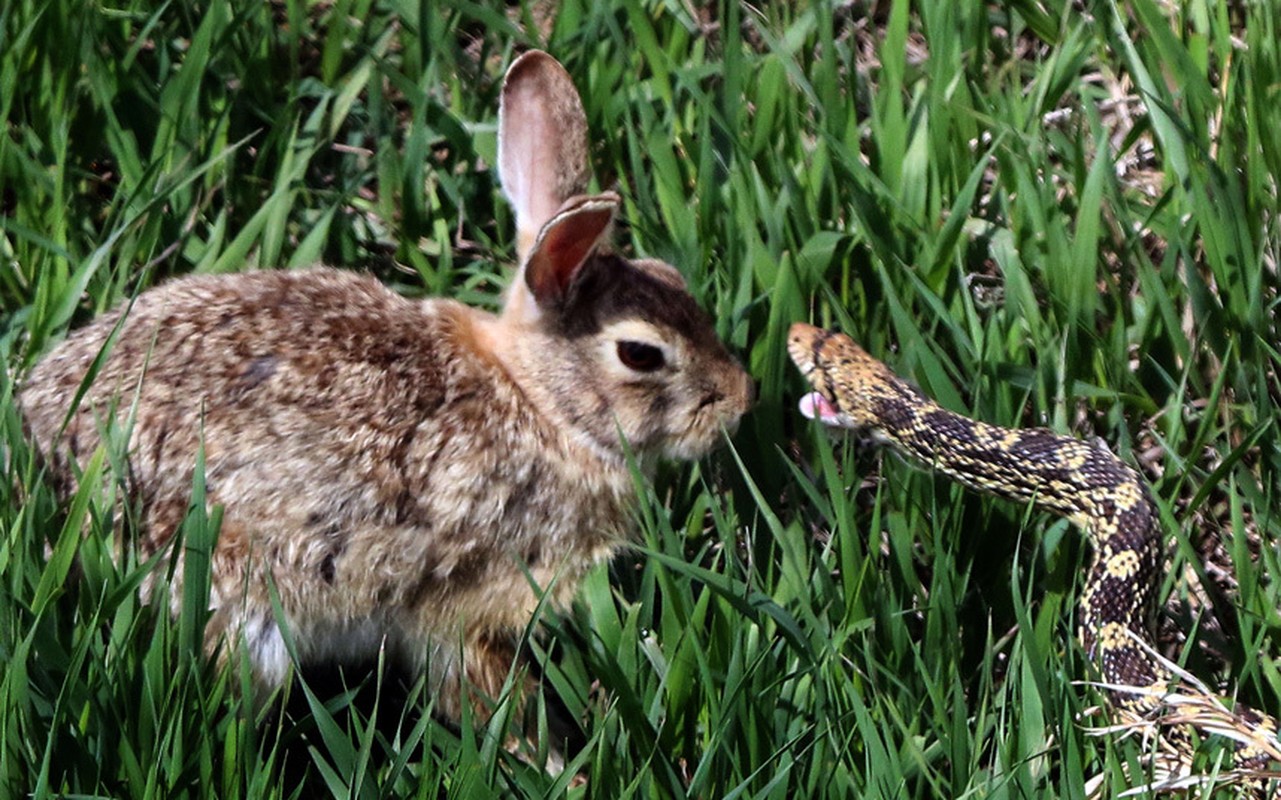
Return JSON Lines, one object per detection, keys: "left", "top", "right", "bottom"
{"left": 18, "top": 50, "right": 754, "bottom": 726}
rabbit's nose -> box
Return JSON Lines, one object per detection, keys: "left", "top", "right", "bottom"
{"left": 728, "top": 372, "right": 756, "bottom": 412}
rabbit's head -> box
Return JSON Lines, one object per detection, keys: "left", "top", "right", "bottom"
{"left": 494, "top": 51, "right": 752, "bottom": 465}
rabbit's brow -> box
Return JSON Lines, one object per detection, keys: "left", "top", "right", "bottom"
{"left": 556, "top": 254, "right": 717, "bottom": 345}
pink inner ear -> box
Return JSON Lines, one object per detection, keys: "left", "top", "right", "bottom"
{"left": 498, "top": 51, "right": 591, "bottom": 255}
{"left": 526, "top": 204, "right": 615, "bottom": 303}
{"left": 500, "top": 84, "right": 573, "bottom": 238}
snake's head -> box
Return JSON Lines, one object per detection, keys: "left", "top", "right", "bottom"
{"left": 787, "top": 322, "right": 898, "bottom": 432}
{"left": 787, "top": 322, "right": 861, "bottom": 429}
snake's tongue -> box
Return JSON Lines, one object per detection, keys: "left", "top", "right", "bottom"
{"left": 799, "top": 392, "right": 841, "bottom": 424}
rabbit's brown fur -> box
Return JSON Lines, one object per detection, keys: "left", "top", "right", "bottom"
{"left": 18, "top": 51, "right": 752, "bottom": 724}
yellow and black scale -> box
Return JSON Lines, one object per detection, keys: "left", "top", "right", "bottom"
{"left": 788, "top": 322, "right": 1281, "bottom": 794}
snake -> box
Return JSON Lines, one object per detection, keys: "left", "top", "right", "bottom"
{"left": 787, "top": 321, "right": 1281, "bottom": 795}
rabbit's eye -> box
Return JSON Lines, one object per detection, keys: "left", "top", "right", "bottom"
{"left": 617, "top": 341, "right": 666, "bottom": 372}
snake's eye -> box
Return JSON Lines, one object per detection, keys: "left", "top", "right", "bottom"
{"left": 617, "top": 341, "right": 665, "bottom": 373}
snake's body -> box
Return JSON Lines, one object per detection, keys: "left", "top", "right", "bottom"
{"left": 788, "top": 322, "right": 1280, "bottom": 793}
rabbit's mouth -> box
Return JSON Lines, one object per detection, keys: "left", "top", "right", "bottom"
{"left": 696, "top": 390, "right": 725, "bottom": 412}
{"left": 664, "top": 393, "right": 744, "bottom": 460}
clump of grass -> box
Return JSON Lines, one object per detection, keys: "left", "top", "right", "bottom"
{"left": 4, "top": 0, "right": 1281, "bottom": 797}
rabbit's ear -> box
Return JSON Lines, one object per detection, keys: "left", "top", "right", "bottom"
{"left": 499, "top": 50, "right": 591, "bottom": 265}
{"left": 520, "top": 193, "right": 618, "bottom": 313}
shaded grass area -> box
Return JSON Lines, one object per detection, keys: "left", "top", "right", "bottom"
{"left": 3, "top": 0, "right": 1281, "bottom": 796}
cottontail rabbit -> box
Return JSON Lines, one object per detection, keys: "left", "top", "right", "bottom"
{"left": 19, "top": 50, "right": 753, "bottom": 724}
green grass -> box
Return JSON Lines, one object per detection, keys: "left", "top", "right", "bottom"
{"left": 4, "top": 0, "right": 1281, "bottom": 797}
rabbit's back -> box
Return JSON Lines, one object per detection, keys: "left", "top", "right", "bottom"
{"left": 25, "top": 269, "right": 456, "bottom": 529}
{"left": 21, "top": 269, "right": 630, "bottom": 665}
